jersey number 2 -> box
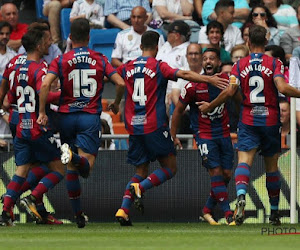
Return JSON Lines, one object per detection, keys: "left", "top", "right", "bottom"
{"left": 249, "top": 76, "right": 265, "bottom": 104}
{"left": 132, "top": 78, "right": 147, "bottom": 106}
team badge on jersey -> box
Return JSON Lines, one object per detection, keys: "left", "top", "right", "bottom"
{"left": 128, "top": 34, "right": 133, "bottom": 41}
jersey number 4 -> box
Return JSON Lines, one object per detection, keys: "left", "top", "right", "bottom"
{"left": 132, "top": 78, "right": 147, "bottom": 106}
{"left": 69, "top": 69, "right": 97, "bottom": 98}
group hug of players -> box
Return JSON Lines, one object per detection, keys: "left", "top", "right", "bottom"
{"left": 1, "top": 17, "right": 300, "bottom": 228}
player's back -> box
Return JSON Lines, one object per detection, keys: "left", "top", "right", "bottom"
{"left": 231, "top": 53, "right": 284, "bottom": 126}
{"left": 8, "top": 59, "right": 47, "bottom": 140}
{"left": 117, "top": 56, "right": 178, "bottom": 135}
{"left": 49, "top": 47, "right": 115, "bottom": 114}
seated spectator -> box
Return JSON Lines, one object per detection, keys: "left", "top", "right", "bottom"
{"left": 99, "top": 118, "right": 115, "bottom": 150}
{"left": 111, "top": 6, "right": 164, "bottom": 67}
{"left": 104, "top": 0, "right": 152, "bottom": 30}
{"left": 70, "top": 0, "right": 105, "bottom": 29}
{"left": 263, "top": 0, "right": 297, "bottom": 36}
{"left": 0, "top": 2, "right": 27, "bottom": 51}
{"left": 43, "top": 0, "right": 75, "bottom": 44}
{"left": 202, "top": 21, "right": 231, "bottom": 63}
{"left": 198, "top": 0, "right": 244, "bottom": 52}
{"left": 243, "top": 4, "right": 280, "bottom": 45}
{"left": 18, "top": 20, "right": 62, "bottom": 65}
{"left": 280, "top": 5, "right": 300, "bottom": 61}
{"left": 230, "top": 44, "right": 249, "bottom": 63}
{"left": 0, "top": 21, "right": 16, "bottom": 80}
{"left": 202, "top": 0, "right": 250, "bottom": 28}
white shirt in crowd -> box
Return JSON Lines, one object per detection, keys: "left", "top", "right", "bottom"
{"left": 198, "top": 24, "right": 244, "bottom": 52}
{"left": 70, "top": 0, "right": 105, "bottom": 27}
{"left": 156, "top": 41, "right": 189, "bottom": 93}
{"left": 111, "top": 26, "right": 165, "bottom": 63}
{"left": 0, "top": 46, "right": 16, "bottom": 77}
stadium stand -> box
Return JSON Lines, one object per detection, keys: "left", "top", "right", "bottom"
{"left": 88, "top": 28, "right": 121, "bottom": 61}
{"left": 35, "top": 0, "right": 48, "bottom": 20}
{"left": 60, "top": 8, "right": 71, "bottom": 41}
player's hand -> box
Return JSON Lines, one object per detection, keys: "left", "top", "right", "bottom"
{"left": 108, "top": 102, "right": 119, "bottom": 114}
{"left": 173, "top": 137, "right": 183, "bottom": 150}
{"left": 37, "top": 113, "right": 48, "bottom": 126}
{"left": 196, "top": 101, "right": 211, "bottom": 114}
{"left": 210, "top": 74, "right": 229, "bottom": 90}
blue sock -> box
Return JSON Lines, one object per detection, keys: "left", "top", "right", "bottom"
{"left": 139, "top": 168, "right": 173, "bottom": 193}
{"left": 266, "top": 171, "right": 281, "bottom": 210}
{"left": 66, "top": 170, "right": 81, "bottom": 215}
{"left": 235, "top": 163, "right": 250, "bottom": 197}
{"left": 121, "top": 174, "right": 144, "bottom": 214}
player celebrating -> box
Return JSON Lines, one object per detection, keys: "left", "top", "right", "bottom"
{"left": 1, "top": 27, "right": 65, "bottom": 226}
{"left": 37, "top": 18, "right": 125, "bottom": 228}
{"left": 171, "top": 48, "right": 235, "bottom": 226}
{"left": 110, "top": 31, "right": 229, "bottom": 226}
{"left": 199, "top": 25, "right": 300, "bottom": 226}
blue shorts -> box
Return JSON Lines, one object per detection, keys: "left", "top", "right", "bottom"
{"left": 58, "top": 112, "right": 100, "bottom": 155}
{"left": 127, "top": 126, "right": 176, "bottom": 166}
{"left": 194, "top": 136, "right": 234, "bottom": 170}
{"left": 14, "top": 131, "right": 60, "bottom": 166}
{"left": 237, "top": 122, "right": 281, "bottom": 156}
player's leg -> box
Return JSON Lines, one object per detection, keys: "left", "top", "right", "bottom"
{"left": 116, "top": 163, "right": 148, "bottom": 226}
{"left": 261, "top": 125, "right": 282, "bottom": 225}
{"left": 115, "top": 135, "right": 147, "bottom": 225}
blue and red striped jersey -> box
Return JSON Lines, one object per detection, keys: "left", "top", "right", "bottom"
{"left": 48, "top": 47, "right": 116, "bottom": 114}
{"left": 179, "top": 73, "right": 230, "bottom": 139}
{"left": 8, "top": 59, "right": 48, "bottom": 140}
{"left": 231, "top": 53, "right": 284, "bottom": 126}
{"left": 117, "top": 56, "right": 178, "bottom": 135}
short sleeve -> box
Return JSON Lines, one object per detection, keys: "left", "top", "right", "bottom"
{"left": 179, "top": 82, "right": 194, "bottom": 104}
{"left": 159, "top": 61, "right": 178, "bottom": 80}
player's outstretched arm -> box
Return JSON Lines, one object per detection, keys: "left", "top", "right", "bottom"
{"left": 176, "top": 70, "right": 228, "bottom": 89}
{"left": 37, "top": 73, "right": 57, "bottom": 126}
{"left": 170, "top": 101, "right": 187, "bottom": 150}
{"left": 275, "top": 76, "right": 300, "bottom": 98}
{"left": 198, "top": 84, "right": 238, "bottom": 114}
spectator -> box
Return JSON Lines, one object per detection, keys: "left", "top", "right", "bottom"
{"left": 230, "top": 44, "right": 249, "bottom": 63}
{"left": 280, "top": 5, "right": 300, "bottom": 61}
{"left": 202, "top": 0, "right": 250, "bottom": 28}
{"left": 18, "top": 20, "right": 62, "bottom": 65}
{"left": 99, "top": 119, "right": 115, "bottom": 150}
{"left": 111, "top": 6, "right": 164, "bottom": 67}
{"left": 198, "top": 0, "right": 244, "bottom": 52}
{"left": 70, "top": 0, "right": 105, "bottom": 29}
{"left": 104, "top": 0, "right": 152, "bottom": 30}
{"left": 43, "top": 0, "right": 75, "bottom": 44}
{"left": 243, "top": 4, "right": 280, "bottom": 45}
{"left": 156, "top": 20, "right": 190, "bottom": 111}
{"left": 193, "top": 0, "right": 203, "bottom": 25}
{"left": 0, "top": 2, "right": 27, "bottom": 51}
{"left": 241, "top": 21, "right": 252, "bottom": 44}
{"left": 202, "top": 20, "right": 231, "bottom": 63}
{"left": 0, "top": 21, "right": 16, "bottom": 80}
{"left": 263, "top": 0, "right": 297, "bottom": 36}
{"left": 283, "top": 0, "right": 300, "bottom": 9}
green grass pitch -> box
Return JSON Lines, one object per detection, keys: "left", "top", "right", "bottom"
{"left": 1, "top": 223, "right": 300, "bottom": 249}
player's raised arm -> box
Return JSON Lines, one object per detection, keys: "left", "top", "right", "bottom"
{"left": 176, "top": 70, "right": 229, "bottom": 88}
{"left": 37, "top": 73, "right": 57, "bottom": 125}
{"left": 274, "top": 76, "right": 300, "bottom": 98}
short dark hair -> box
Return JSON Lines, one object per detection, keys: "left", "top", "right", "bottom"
{"left": 265, "top": 45, "right": 287, "bottom": 66}
{"left": 215, "top": 0, "right": 234, "bottom": 15}
{"left": 141, "top": 30, "right": 160, "bottom": 49}
{"left": 0, "top": 21, "right": 12, "bottom": 33}
{"left": 249, "top": 25, "right": 267, "bottom": 46}
{"left": 206, "top": 20, "right": 224, "bottom": 36}
{"left": 70, "top": 18, "right": 90, "bottom": 43}
{"left": 203, "top": 47, "right": 221, "bottom": 59}
{"left": 22, "top": 27, "right": 47, "bottom": 53}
